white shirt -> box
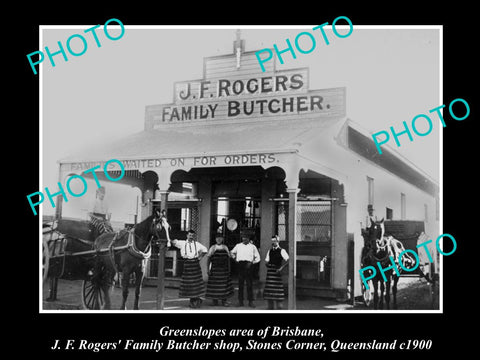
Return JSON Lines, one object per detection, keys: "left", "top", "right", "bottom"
{"left": 265, "top": 247, "right": 289, "bottom": 262}
{"left": 173, "top": 240, "right": 207, "bottom": 259}
{"left": 231, "top": 242, "right": 260, "bottom": 264}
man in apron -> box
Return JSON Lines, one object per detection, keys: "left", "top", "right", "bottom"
{"left": 171, "top": 230, "right": 208, "bottom": 309}
{"left": 206, "top": 234, "right": 234, "bottom": 306}
{"left": 263, "top": 235, "right": 289, "bottom": 310}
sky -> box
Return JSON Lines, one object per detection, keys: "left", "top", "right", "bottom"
{"left": 40, "top": 25, "right": 441, "bottom": 219}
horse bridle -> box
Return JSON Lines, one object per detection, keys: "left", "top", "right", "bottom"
{"left": 150, "top": 215, "right": 163, "bottom": 240}
{"left": 150, "top": 215, "right": 172, "bottom": 247}
{"left": 366, "top": 221, "right": 391, "bottom": 263}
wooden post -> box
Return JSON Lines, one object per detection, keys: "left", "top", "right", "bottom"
{"left": 287, "top": 188, "right": 298, "bottom": 310}
{"left": 54, "top": 166, "right": 64, "bottom": 220}
{"left": 156, "top": 190, "right": 169, "bottom": 310}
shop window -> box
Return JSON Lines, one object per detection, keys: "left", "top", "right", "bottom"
{"left": 276, "top": 201, "right": 288, "bottom": 241}
{"left": 275, "top": 200, "right": 332, "bottom": 286}
{"left": 401, "top": 193, "right": 406, "bottom": 220}
{"left": 181, "top": 208, "right": 191, "bottom": 231}
{"left": 275, "top": 201, "right": 332, "bottom": 242}
{"left": 367, "top": 176, "right": 374, "bottom": 206}
{"left": 296, "top": 201, "right": 332, "bottom": 242}
{"left": 386, "top": 207, "right": 393, "bottom": 220}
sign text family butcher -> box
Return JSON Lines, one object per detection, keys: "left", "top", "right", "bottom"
{"left": 146, "top": 69, "right": 345, "bottom": 126}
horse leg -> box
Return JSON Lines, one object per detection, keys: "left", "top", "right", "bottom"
{"left": 379, "top": 281, "right": 385, "bottom": 309}
{"left": 47, "top": 277, "right": 58, "bottom": 301}
{"left": 373, "top": 280, "right": 379, "bottom": 310}
{"left": 101, "top": 272, "right": 114, "bottom": 310}
{"left": 120, "top": 270, "right": 130, "bottom": 310}
{"left": 133, "top": 265, "right": 144, "bottom": 310}
{"left": 392, "top": 275, "right": 399, "bottom": 309}
{"left": 103, "top": 285, "right": 111, "bottom": 310}
{"left": 385, "top": 277, "right": 391, "bottom": 310}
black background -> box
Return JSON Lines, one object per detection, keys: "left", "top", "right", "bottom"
{"left": 16, "top": 2, "right": 475, "bottom": 358}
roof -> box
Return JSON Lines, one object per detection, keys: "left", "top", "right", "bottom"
{"left": 59, "top": 117, "right": 343, "bottom": 163}
{"left": 58, "top": 116, "right": 438, "bottom": 197}
{"left": 339, "top": 119, "right": 439, "bottom": 196}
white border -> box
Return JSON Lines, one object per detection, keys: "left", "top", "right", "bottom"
{"left": 39, "top": 24, "right": 443, "bottom": 314}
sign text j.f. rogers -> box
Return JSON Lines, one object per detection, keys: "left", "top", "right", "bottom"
{"left": 147, "top": 68, "right": 346, "bottom": 126}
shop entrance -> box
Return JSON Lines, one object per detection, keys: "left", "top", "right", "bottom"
{"left": 212, "top": 197, "right": 261, "bottom": 278}
{"left": 211, "top": 176, "right": 262, "bottom": 278}
{"left": 213, "top": 198, "right": 261, "bottom": 247}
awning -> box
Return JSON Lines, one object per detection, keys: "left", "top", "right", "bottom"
{"left": 59, "top": 117, "right": 344, "bottom": 164}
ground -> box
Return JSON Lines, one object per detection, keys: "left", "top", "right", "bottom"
{"left": 42, "top": 276, "right": 438, "bottom": 311}
{"left": 354, "top": 276, "right": 439, "bottom": 310}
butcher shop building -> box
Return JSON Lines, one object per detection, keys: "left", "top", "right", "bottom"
{"left": 56, "top": 35, "right": 440, "bottom": 309}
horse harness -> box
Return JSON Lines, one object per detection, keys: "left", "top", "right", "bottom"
{"left": 44, "top": 228, "right": 152, "bottom": 277}
{"left": 98, "top": 229, "right": 153, "bottom": 274}
{"left": 364, "top": 236, "right": 416, "bottom": 272}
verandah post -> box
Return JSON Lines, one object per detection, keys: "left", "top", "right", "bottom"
{"left": 287, "top": 188, "right": 298, "bottom": 310}
{"left": 156, "top": 190, "right": 169, "bottom": 310}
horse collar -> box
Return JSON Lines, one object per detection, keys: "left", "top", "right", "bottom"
{"left": 127, "top": 229, "right": 151, "bottom": 259}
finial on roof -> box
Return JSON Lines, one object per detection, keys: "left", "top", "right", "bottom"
{"left": 233, "top": 29, "right": 245, "bottom": 69}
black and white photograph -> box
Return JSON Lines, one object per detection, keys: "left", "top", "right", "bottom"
{"left": 18, "top": 6, "right": 475, "bottom": 357}
{"left": 39, "top": 25, "right": 442, "bottom": 313}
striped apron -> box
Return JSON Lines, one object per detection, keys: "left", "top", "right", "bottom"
{"left": 179, "top": 242, "right": 205, "bottom": 298}
{"left": 206, "top": 248, "right": 234, "bottom": 300}
{"left": 263, "top": 247, "right": 286, "bottom": 301}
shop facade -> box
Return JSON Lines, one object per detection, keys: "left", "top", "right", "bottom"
{"left": 56, "top": 36, "right": 439, "bottom": 308}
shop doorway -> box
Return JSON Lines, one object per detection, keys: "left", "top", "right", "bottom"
{"left": 212, "top": 197, "right": 261, "bottom": 278}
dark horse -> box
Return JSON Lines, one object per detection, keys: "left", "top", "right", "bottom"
{"left": 362, "top": 218, "right": 394, "bottom": 309}
{"left": 362, "top": 218, "right": 417, "bottom": 309}
{"left": 93, "top": 209, "right": 170, "bottom": 310}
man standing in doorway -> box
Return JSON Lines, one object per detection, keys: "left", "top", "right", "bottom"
{"left": 231, "top": 235, "right": 260, "bottom": 308}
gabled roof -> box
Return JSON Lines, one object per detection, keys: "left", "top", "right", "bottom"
{"left": 338, "top": 119, "right": 439, "bottom": 197}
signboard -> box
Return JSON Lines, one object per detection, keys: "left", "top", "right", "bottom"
{"left": 173, "top": 69, "right": 309, "bottom": 103}
{"left": 63, "top": 152, "right": 295, "bottom": 174}
{"left": 145, "top": 52, "right": 346, "bottom": 129}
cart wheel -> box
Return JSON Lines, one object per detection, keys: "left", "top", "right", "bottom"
{"left": 362, "top": 280, "right": 374, "bottom": 307}
{"left": 43, "top": 241, "right": 50, "bottom": 283}
{"left": 82, "top": 278, "right": 106, "bottom": 310}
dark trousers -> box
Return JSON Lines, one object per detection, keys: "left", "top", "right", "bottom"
{"left": 237, "top": 261, "right": 254, "bottom": 302}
